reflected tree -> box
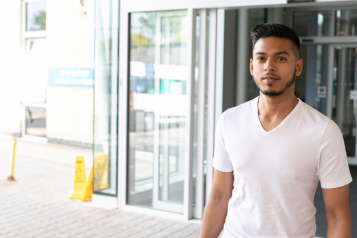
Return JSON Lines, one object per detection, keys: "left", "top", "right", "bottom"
{"left": 31, "top": 11, "right": 46, "bottom": 31}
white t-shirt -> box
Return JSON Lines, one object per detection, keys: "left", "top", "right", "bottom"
{"left": 212, "top": 97, "right": 352, "bottom": 238}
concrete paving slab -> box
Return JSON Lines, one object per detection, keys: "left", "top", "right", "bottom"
{"left": 0, "top": 140, "right": 201, "bottom": 238}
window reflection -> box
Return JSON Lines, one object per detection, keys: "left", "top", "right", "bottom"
{"left": 297, "top": 45, "right": 329, "bottom": 114}
{"left": 93, "top": 0, "right": 118, "bottom": 196}
{"left": 293, "top": 11, "right": 333, "bottom": 37}
{"left": 247, "top": 8, "right": 267, "bottom": 101}
{"left": 128, "top": 11, "right": 187, "bottom": 212}
{"left": 25, "top": 107, "right": 46, "bottom": 137}
{"left": 335, "top": 10, "right": 357, "bottom": 36}
{"left": 333, "top": 47, "right": 357, "bottom": 157}
{"left": 26, "top": 1, "right": 46, "bottom": 31}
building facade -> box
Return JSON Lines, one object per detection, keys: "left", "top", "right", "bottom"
{"left": 1, "top": 0, "right": 356, "bottom": 235}
{"left": 92, "top": 0, "right": 357, "bottom": 234}
{"left": 0, "top": 0, "right": 94, "bottom": 148}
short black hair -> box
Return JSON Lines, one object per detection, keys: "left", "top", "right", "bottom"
{"left": 250, "top": 23, "right": 300, "bottom": 58}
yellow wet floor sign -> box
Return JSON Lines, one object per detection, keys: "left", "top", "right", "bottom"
{"left": 68, "top": 156, "right": 86, "bottom": 199}
{"left": 81, "top": 166, "right": 93, "bottom": 202}
{"left": 93, "top": 153, "right": 108, "bottom": 190}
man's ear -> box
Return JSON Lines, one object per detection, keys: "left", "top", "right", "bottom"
{"left": 250, "top": 59, "right": 253, "bottom": 76}
{"left": 295, "top": 58, "right": 303, "bottom": 77}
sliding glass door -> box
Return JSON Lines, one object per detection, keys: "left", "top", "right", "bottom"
{"left": 128, "top": 10, "right": 188, "bottom": 213}
{"left": 332, "top": 46, "right": 357, "bottom": 164}
{"left": 126, "top": 9, "right": 217, "bottom": 216}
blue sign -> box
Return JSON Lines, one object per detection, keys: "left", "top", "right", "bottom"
{"left": 48, "top": 68, "right": 94, "bottom": 87}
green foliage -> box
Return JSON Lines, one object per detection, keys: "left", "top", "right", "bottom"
{"left": 131, "top": 33, "right": 150, "bottom": 47}
{"left": 31, "top": 11, "right": 46, "bottom": 31}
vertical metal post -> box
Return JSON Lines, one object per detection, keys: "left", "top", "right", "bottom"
{"left": 111, "top": 0, "right": 120, "bottom": 199}
{"left": 215, "top": 9, "right": 225, "bottom": 123}
{"left": 267, "top": 8, "right": 274, "bottom": 23}
{"left": 236, "top": 8, "right": 249, "bottom": 105}
{"left": 118, "top": 10, "right": 130, "bottom": 209}
{"left": 206, "top": 8, "right": 217, "bottom": 205}
{"left": 162, "top": 117, "right": 170, "bottom": 201}
{"left": 7, "top": 139, "right": 17, "bottom": 181}
{"left": 286, "top": 8, "right": 293, "bottom": 28}
{"left": 183, "top": 8, "right": 197, "bottom": 220}
{"left": 153, "top": 114, "right": 160, "bottom": 204}
{"left": 330, "top": 10, "right": 335, "bottom": 36}
{"left": 152, "top": 13, "right": 163, "bottom": 207}
{"left": 274, "top": 8, "right": 283, "bottom": 24}
{"left": 326, "top": 45, "right": 334, "bottom": 119}
{"left": 337, "top": 48, "right": 346, "bottom": 129}
{"left": 354, "top": 55, "right": 357, "bottom": 161}
{"left": 195, "top": 9, "right": 207, "bottom": 219}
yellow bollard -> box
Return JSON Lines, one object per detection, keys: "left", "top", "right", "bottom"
{"left": 7, "top": 139, "right": 16, "bottom": 181}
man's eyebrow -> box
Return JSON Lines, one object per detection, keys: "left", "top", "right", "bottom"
{"left": 273, "top": 51, "right": 290, "bottom": 56}
{"left": 254, "top": 51, "right": 290, "bottom": 56}
{"left": 254, "top": 52, "right": 267, "bottom": 55}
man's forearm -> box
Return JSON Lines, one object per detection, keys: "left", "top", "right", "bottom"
{"left": 326, "top": 216, "right": 351, "bottom": 238}
{"left": 200, "top": 196, "right": 229, "bottom": 238}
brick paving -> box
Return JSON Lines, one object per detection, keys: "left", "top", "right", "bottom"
{"left": 0, "top": 139, "right": 201, "bottom": 238}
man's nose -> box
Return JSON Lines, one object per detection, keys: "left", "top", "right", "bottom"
{"left": 264, "top": 58, "right": 276, "bottom": 72}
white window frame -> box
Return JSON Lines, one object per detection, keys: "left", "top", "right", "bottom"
{"left": 21, "top": 0, "right": 47, "bottom": 142}
{"left": 22, "top": 0, "right": 47, "bottom": 46}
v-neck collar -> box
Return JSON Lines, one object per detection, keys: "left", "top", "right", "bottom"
{"left": 253, "top": 96, "right": 302, "bottom": 136}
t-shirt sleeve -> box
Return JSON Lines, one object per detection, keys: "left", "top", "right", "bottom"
{"left": 317, "top": 120, "right": 353, "bottom": 189}
{"left": 212, "top": 111, "right": 233, "bottom": 172}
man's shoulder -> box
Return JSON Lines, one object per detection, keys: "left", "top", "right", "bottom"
{"left": 223, "top": 97, "right": 257, "bottom": 119}
{"left": 293, "top": 101, "right": 335, "bottom": 139}
{"left": 298, "top": 100, "right": 331, "bottom": 125}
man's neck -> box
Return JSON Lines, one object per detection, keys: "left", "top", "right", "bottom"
{"left": 258, "top": 90, "right": 299, "bottom": 122}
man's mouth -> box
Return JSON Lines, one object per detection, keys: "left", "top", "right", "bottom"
{"left": 262, "top": 77, "right": 278, "bottom": 84}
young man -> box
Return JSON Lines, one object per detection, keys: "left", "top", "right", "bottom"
{"left": 200, "top": 24, "right": 352, "bottom": 238}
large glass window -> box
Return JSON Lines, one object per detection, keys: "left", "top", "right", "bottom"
{"left": 26, "top": 1, "right": 46, "bottom": 32}
{"left": 335, "top": 10, "right": 357, "bottom": 36}
{"left": 333, "top": 47, "right": 357, "bottom": 157}
{"left": 21, "top": 1, "right": 47, "bottom": 129}
{"left": 293, "top": 11, "right": 333, "bottom": 37}
{"left": 128, "top": 10, "right": 187, "bottom": 213}
{"left": 93, "top": 0, "right": 119, "bottom": 196}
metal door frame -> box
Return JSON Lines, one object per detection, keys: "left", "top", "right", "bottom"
{"left": 193, "top": 8, "right": 217, "bottom": 219}
{"left": 329, "top": 44, "right": 357, "bottom": 165}
{"left": 118, "top": 6, "right": 217, "bottom": 219}
{"left": 151, "top": 10, "right": 187, "bottom": 214}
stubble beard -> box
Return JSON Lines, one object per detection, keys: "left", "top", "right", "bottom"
{"left": 255, "top": 70, "right": 296, "bottom": 97}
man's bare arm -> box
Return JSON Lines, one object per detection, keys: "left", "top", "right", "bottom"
{"left": 200, "top": 169, "right": 234, "bottom": 238}
{"left": 322, "top": 184, "right": 351, "bottom": 238}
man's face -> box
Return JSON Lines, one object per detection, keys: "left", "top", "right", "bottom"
{"left": 250, "top": 37, "right": 303, "bottom": 97}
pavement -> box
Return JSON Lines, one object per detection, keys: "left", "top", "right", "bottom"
{"left": 0, "top": 137, "right": 201, "bottom": 238}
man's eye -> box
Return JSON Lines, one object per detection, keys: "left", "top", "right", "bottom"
{"left": 257, "top": 57, "right": 265, "bottom": 61}
{"left": 277, "top": 57, "right": 286, "bottom": 61}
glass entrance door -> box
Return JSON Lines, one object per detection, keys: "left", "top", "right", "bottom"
{"left": 127, "top": 8, "right": 217, "bottom": 216}
{"left": 332, "top": 46, "right": 357, "bottom": 165}
{"left": 128, "top": 10, "right": 188, "bottom": 213}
